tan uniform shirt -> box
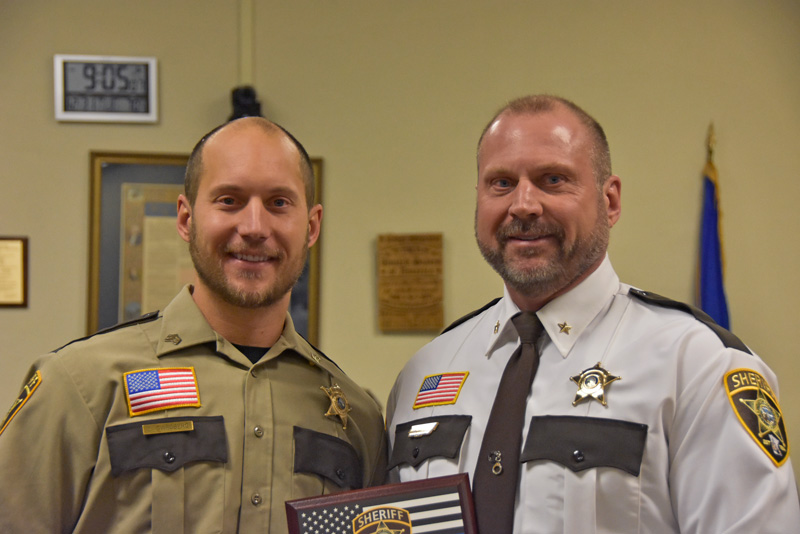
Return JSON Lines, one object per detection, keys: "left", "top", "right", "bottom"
{"left": 0, "top": 286, "right": 387, "bottom": 533}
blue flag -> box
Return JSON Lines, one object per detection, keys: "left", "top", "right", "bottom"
{"left": 697, "top": 159, "right": 730, "bottom": 329}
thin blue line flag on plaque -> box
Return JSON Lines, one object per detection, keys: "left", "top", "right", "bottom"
{"left": 286, "top": 474, "right": 476, "bottom": 534}
{"left": 698, "top": 155, "right": 730, "bottom": 330}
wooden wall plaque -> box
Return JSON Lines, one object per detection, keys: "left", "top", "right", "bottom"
{"left": 377, "top": 233, "right": 443, "bottom": 332}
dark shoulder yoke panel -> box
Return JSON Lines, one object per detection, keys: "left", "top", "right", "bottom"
{"left": 53, "top": 311, "right": 160, "bottom": 353}
{"left": 441, "top": 298, "right": 502, "bottom": 335}
{"left": 628, "top": 289, "right": 751, "bottom": 354}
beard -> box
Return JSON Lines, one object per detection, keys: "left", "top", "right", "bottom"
{"left": 476, "top": 196, "right": 609, "bottom": 299}
{"left": 189, "top": 224, "right": 309, "bottom": 309}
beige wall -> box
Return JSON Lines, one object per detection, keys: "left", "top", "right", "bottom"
{"left": 2, "top": 1, "right": 798, "bottom": 478}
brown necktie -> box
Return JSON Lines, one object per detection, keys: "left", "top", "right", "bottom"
{"left": 473, "top": 311, "right": 543, "bottom": 534}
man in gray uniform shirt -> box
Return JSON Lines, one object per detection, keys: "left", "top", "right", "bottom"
{"left": 386, "top": 94, "right": 800, "bottom": 533}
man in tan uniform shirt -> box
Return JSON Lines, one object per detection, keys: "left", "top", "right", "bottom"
{"left": 0, "top": 117, "right": 387, "bottom": 533}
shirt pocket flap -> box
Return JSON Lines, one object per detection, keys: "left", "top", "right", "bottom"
{"left": 389, "top": 415, "right": 472, "bottom": 469}
{"left": 106, "top": 416, "right": 227, "bottom": 477}
{"left": 293, "top": 426, "right": 363, "bottom": 490}
{"left": 521, "top": 416, "right": 647, "bottom": 476}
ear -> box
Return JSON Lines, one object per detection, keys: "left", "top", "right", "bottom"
{"left": 176, "top": 194, "right": 193, "bottom": 243}
{"left": 307, "top": 204, "right": 323, "bottom": 248}
{"left": 603, "top": 175, "right": 622, "bottom": 228}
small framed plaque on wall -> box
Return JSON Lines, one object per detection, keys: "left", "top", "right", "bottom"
{"left": 377, "top": 233, "right": 443, "bottom": 332}
{"left": 0, "top": 237, "right": 28, "bottom": 308}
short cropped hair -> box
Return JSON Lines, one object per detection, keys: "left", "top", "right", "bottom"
{"left": 477, "top": 94, "right": 612, "bottom": 184}
{"left": 184, "top": 117, "right": 315, "bottom": 208}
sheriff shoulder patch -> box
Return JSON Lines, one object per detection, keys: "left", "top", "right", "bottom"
{"left": 123, "top": 367, "right": 201, "bottom": 417}
{"left": 413, "top": 372, "right": 469, "bottom": 409}
{"left": 0, "top": 370, "right": 42, "bottom": 437}
{"left": 724, "top": 368, "right": 789, "bottom": 466}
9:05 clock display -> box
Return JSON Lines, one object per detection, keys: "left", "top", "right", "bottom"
{"left": 54, "top": 54, "right": 158, "bottom": 122}
{"left": 63, "top": 61, "right": 149, "bottom": 113}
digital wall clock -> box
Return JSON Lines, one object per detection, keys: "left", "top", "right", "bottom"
{"left": 54, "top": 54, "right": 158, "bottom": 123}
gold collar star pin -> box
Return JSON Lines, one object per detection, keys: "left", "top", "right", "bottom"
{"left": 558, "top": 322, "right": 572, "bottom": 335}
{"left": 571, "top": 362, "right": 620, "bottom": 407}
{"left": 321, "top": 384, "right": 351, "bottom": 429}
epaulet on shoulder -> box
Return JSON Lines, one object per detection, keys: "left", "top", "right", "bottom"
{"left": 441, "top": 297, "right": 502, "bottom": 335}
{"left": 297, "top": 332, "right": 342, "bottom": 372}
{"left": 628, "top": 288, "right": 751, "bottom": 354}
{"left": 53, "top": 311, "right": 160, "bottom": 353}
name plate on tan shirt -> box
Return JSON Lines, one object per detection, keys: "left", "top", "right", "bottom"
{"left": 377, "top": 233, "right": 443, "bottom": 332}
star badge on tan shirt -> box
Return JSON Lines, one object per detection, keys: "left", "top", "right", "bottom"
{"left": 321, "top": 384, "right": 351, "bottom": 429}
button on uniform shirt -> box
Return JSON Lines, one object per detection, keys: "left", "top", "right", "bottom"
{"left": 386, "top": 257, "right": 800, "bottom": 533}
{"left": 0, "top": 286, "right": 387, "bottom": 534}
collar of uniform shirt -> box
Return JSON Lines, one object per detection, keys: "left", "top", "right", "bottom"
{"left": 487, "top": 255, "right": 620, "bottom": 359}
{"left": 484, "top": 296, "right": 530, "bottom": 357}
{"left": 156, "top": 285, "right": 219, "bottom": 358}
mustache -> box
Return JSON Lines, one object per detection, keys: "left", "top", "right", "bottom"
{"left": 496, "top": 219, "right": 565, "bottom": 243}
